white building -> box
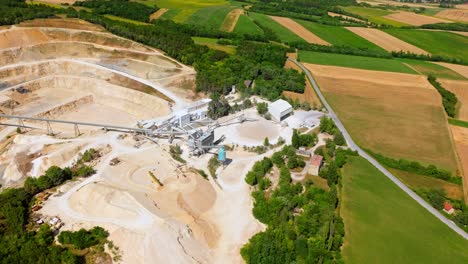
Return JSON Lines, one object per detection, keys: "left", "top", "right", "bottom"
{"left": 268, "top": 99, "right": 293, "bottom": 121}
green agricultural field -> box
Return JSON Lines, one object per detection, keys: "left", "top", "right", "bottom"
{"left": 249, "top": 12, "right": 304, "bottom": 43}
{"left": 192, "top": 37, "right": 236, "bottom": 54}
{"left": 342, "top": 6, "right": 409, "bottom": 27}
{"left": 341, "top": 156, "right": 468, "bottom": 264}
{"left": 298, "top": 51, "right": 417, "bottom": 74}
{"left": 104, "top": 15, "right": 150, "bottom": 25}
{"left": 233, "top": 14, "right": 264, "bottom": 36}
{"left": 158, "top": 9, "right": 179, "bottom": 20}
{"left": 185, "top": 6, "right": 234, "bottom": 28}
{"left": 294, "top": 19, "right": 385, "bottom": 52}
{"left": 134, "top": 0, "right": 227, "bottom": 9}
{"left": 398, "top": 59, "right": 467, "bottom": 80}
{"left": 384, "top": 29, "right": 468, "bottom": 62}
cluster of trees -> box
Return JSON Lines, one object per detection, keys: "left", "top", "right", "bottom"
{"left": 245, "top": 157, "right": 273, "bottom": 187}
{"left": 0, "top": 0, "right": 60, "bottom": 25}
{"left": 319, "top": 116, "right": 346, "bottom": 146}
{"left": 427, "top": 75, "right": 458, "bottom": 117}
{"left": 74, "top": 0, "right": 158, "bottom": 22}
{"left": 367, "top": 149, "right": 459, "bottom": 183}
{"left": 24, "top": 166, "right": 73, "bottom": 196}
{"left": 242, "top": 140, "right": 357, "bottom": 263}
{"left": 421, "top": 22, "right": 468, "bottom": 32}
{"left": 73, "top": 0, "right": 159, "bottom": 22}
{"left": 291, "top": 129, "right": 318, "bottom": 148}
{"left": 58, "top": 226, "right": 109, "bottom": 250}
{"left": 271, "top": 145, "right": 307, "bottom": 170}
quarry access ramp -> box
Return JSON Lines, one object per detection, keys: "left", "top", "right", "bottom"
{"left": 289, "top": 58, "right": 468, "bottom": 240}
{"left": 0, "top": 114, "right": 152, "bottom": 135}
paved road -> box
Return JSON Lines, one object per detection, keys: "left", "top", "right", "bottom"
{"left": 290, "top": 59, "right": 468, "bottom": 240}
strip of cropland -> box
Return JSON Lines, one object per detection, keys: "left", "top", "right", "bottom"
{"left": 298, "top": 51, "right": 417, "bottom": 74}
{"left": 233, "top": 14, "right": 264, "bottom": 36}
{"left": 438, "top": 79, "right": 468, "bottom": 121}
{"left": 434, "top": 62, "right": 468, "bottom": 79}
{"left": 269, "top": 16, "right": 330, "bottom": 45}
{"left": 384, "top": 11, "right": 451, "bottom": 26}
{"left": 398, "top": 59, "right": 467, "bottom": 80}
{"left": 248, "top": 12, "right": 304, "bottom": 43}
{"left": 450, "top": 125, "right": 468, "bottom": 203}
{"left": 184, "top": 5, "right": 234, "bottom": 29}
{"left": 220, "top": 8, "right": 243, "bottom": 32}
{"left": 341, "top": 156, "right": 468, "bottom": 264}
{"left": 382, "top": 29, "right": 468, "bottom": 62}
{"left": 341, "top": 6, "right": 409, "bottom": 26}
{"left": 305, "top": 63, "right": 458, "bottom": 172}
{"left": 346, "top": 27, "right": 429, "bottom": 55}
{"left": 294, "top": 19, "right": 385, "bottom": 51}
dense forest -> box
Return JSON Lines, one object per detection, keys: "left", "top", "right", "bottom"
{"left": 242, "top": 118, "right": 357, "bottom": 263}
{"left": 0, "top": 0, "right": 60, "bottom": 25}
{"left": 74, "top": 0, "right": 158, "bottom": 22}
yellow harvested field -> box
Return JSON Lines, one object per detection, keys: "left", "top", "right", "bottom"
{"left": 220, "top": 8, "right": 244, "bottom": 32}
{"left": 439, "top": 79, "right": 468, "bottom": 121}
{"left": 269, "top": 16, "right": 330, "bottom": 45}
{"left": 150, "top": 8, "right": 168, "bottom": 21}
{"left": 450, "top": 125, "right": 468, "bottom": 203}
{"left": 357, "top": 0, "right": 438, "bottom": 8}
{"left": 283, "top": 61, "right": 321, "bottom": 108}
{"left": 436, "top": 9, "right": 468, "bottom": 22}
{"left": 385, "top": 11, "right": 451, "bottom": 26}
{"left": 345, "top": 27, "right": 429, "bottom": 55}
{"left": 434, "top": 62, "right": 468, "bottom": 78}
{"left": 457, "top": 4, "right": 468, "bottom": 9}
{"left": 305, "top": 63, "right": 458, "bottom": 171}
{"left": 327, "top": 12, "right": 367, "bottom": 23}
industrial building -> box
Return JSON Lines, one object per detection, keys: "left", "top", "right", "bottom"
{"left": 268, "top": 99, "right": 293, "bottom": 122}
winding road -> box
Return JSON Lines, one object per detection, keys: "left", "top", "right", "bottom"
{"left": 289, "top": 58, "right": 468, "bottom": 240}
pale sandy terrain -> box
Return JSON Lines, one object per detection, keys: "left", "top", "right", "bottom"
{"left": 221, "top": 9, "right": 244, "bottom": 32}
{"left": 436, "top": 9, "right": 468, "bottom": 22}
{"left": 385, "top": 11, "right": 451, "bottom": 26}
{"left": 270, "top": 16, "right": 330, "bottom": 45}
{"left": 438, "top": 79, "right": 468, "bottom": 121}
{"left": 18, "top": 18, "right": 105, "bottom": 31}
{"left": 327, "top": 12, "right": 367, "bottom": 23}
{"left": 150, "top": 8, "right": 169, "bottom": 21}
{"left": 434, "top": 62, "right": 468, "bottom": 79}
{"left": 346, "top": 27, "right": 429, "bottom": 55}
{"left": 450, "top": 125, "right": 468, "bottom": 203}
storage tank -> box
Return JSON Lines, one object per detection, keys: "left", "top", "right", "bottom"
{"left": 218, "top": 147, "right": 226, "bottom": 163}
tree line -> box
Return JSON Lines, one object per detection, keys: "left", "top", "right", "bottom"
{"left": 427, "top": 75, "right": 458, "bottom": 118}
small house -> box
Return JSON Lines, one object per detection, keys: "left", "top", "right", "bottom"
{"left": 308, "top": 155, "right": 323, "bottom": 176}
{"left": 443, "top": 202, "right": 454, "bottom": 214}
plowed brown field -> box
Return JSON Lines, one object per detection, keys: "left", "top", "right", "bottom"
{"left": 305, "top": 63, "right": 458, "bottom": 172}
{"left": 270, "top": 16, "right": 330, "bottom": 45}
{"left": 450, "top": 125, "right": 468, "bottom": 203}
{"left": 385, "top": 11, "right": 451, "bottom": 26}
{"left": 345, "top": 27, "right": 429, "bottom": 55}
{"left": 439, "top": 79, "right": 468, "bottom": 121}
{"left": 436, "top": 9, "right": 468, "bottom": 22}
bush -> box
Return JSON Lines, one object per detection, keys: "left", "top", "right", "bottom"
{"left": 58, "top": 226, "right": 109, "bottom": 249}
{"left": 256, "top": 102, "right": 268, "bottom": 115}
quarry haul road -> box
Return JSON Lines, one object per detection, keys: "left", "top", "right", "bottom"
{"left": 289, "top": 58, "right": 468, "bottom": 240}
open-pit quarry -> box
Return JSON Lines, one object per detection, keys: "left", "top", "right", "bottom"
{"left": 0, "top": 18, "right": 282, "bottom": 263}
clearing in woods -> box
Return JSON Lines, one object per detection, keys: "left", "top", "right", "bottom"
{"left": 306, "top": 63, "right": 459, "bottom": 172}
{"left": 298, "top": 51, "right": 417, "bottom": 74}
{"left": 383, "top": 29, "right": 468, "bottom": 62}
{"left": 450, "top": 125, "right": 468, "bottom": 203}
{"left": 268, "top": 16, "right": 330, "bottom": 45}
{"left": 220, "top": 8, "right": 243, "bottom": 32}
{"left": 438, "top": 79, "right": 468, "bottom": 121}
{"left": 436, "top": 9, "right": 468, "bottom": 22}
{"left": 249, "top": 12, "right": 305, "bottom": 43}
{"left": 192, "top": 37, "right": 236, "bottom": 54}
{"left": 294, "top": 19, "right": 385, "bottom": 51}
{"left": 233, "top": 14, "right": 264, "bottom": 36}
{"left": 346, "top": 27, "right": 429, "bottom": 55}
{"left": 341, "top": 156, "right": 468, "bottom": 264}
{"left": 384, "top": 11, "right": 451, "bottom": 26}
{"left": 184, "top": 6, "right": 234, "bottom": 29}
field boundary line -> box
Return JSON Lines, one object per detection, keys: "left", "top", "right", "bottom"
{"left": 289, "top": 58, "right": 468, "bottom": 240}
